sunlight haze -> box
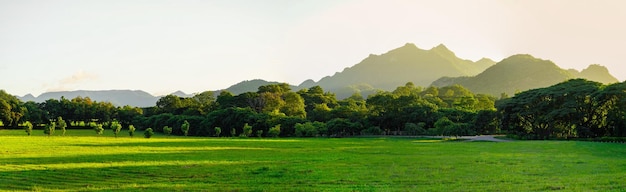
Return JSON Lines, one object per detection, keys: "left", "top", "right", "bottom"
{"left": 1, "top": 0, "right": 624, "bottom": 96}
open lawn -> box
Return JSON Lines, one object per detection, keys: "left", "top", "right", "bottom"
{"left": 1, "top": 130, "right": 625, "bottom": 191}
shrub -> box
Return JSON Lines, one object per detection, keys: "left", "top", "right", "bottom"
{"left": 57, "top": 117, "right": 67, "bottom": 136}
{"left": 111, "top": 122, "right": 122, "bottom": 138}
{"left": 230, "top": 128, "right": 236, "bottom": 137}
{"left": 44, "top": 122, "right": 56, "bottom": 136}
{"left": 295, "top": 122, "right": 318, "bottom": 137}
{"left": 92, "top": 124, "right": 104, "bottom": 136}
{"left": 214, "top": 127, "right": 222, "bottom": 137}
{"left": 256, "top": 130, "right": 263, "bottom": 138}
{"left": 163, "top": 126, "right": 173, "bottom": 136}
{"left": 144, "top": 128, "right": 154, "bottom": 138}
{"left": 181, "top": 120, "right": 190, "bottom": 136}
{"left": 128, "top": 125, "right": 136, "bottom": 137}
{"left": 405, "top": 123, "right": 426, "bottom": 136}
{"left": 362, "top": 126, "right": 383, "bottom": 135}
{"left": 24, "top": 121, "right": 33, "bottom": 136}
{"left": 267, "top": 124, "right": 281, "bottom": 137}
{"left": 240, "top": 123, "right": 252, "bottom": 138}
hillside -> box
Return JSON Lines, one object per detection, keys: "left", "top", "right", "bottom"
{"left": 431, "top": 54, "right": 619, "bottom": 96}
{"left": 307, "top": 43, "right": 496, "bottom": 93}
{"left": 19, "top": 90, "right": 159, "bottom": 107}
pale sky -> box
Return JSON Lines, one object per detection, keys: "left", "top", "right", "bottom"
{"left": 1, "top": 0, "right": 625, "bottom": 96}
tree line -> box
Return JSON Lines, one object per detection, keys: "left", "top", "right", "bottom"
{"left": 1, "top": 79, "right": 625, "bottom": 139}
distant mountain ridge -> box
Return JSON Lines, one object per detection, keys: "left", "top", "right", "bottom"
{"left": 19, "top": 90, "right": 161, "bottom": 107}
{"left": 309, "top": 43, "right": 496, "bottom": 92}
{"left": 13, "top": 43, "right": 620, "bottom": 106}
{"left": 431, "top": 54, "right": 619, "bottom": 96}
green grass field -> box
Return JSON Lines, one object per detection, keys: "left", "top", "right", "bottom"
{"left": 1, "top": 129, "right": 625, "bottom": 191}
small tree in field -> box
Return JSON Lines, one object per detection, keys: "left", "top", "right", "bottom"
{"left": 256, "top": 130, "right": 263, "bottom": 138}
{"left": 214, "top": 127, "right": 221, "bottom": 137}
{"left": 24, "top": 121, "right": 33, "bottom": 136}
{"left": 240, "top": 123, "right": 252, "bottom": 138}
{"left": 44, "top": 122, "right": 56, "bottom": 136}
{"left": 163, "top": 126, "right": 173, "bottom": 136}
{"left": 267, "top": 124, "right": 281, "bottom": 138}
{"left": 111, "top": 122, "right": 122, "bottom": 138}
{"left": 57, "top": 116, "right": 67, "bottom": 136}
{"left": 92, "top": 123, "right": 104, "bottom": 136}
{"left": 230, "top": 128, "right": 236, "bottom": 137}
{"left": 181, "top": 120, "right": 190, "bottom": 136}
{"left": 128, "top": 125, "right": 136, "bottom": 137}
{"left": 144, "top": 128, "right": 154, "bottom": 138}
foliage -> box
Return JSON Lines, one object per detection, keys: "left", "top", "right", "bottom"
{"left": 111, "top": 122, "right": 122, "bottom": 138}
{"left": 56, "top": 116, "right": 67, "bottom": 136}
{"left": 267, "top": 124, "right": 281, "bottom": 137}
{"left": 24, "top": 121, "right": 33, "bottom": 136}
{"left": 163, "top": 126, "right": 173, "bottom": 136}
{"left": 144, "top": 128, "right": 154, "bottom": 138}
{"left": 181, "top": 120, "right": 190, "bottom": 136}
{"left": 240, "top": 123, "right": 252, "bottom": 138}
{"left": 214, "top": 127, "right": 221, "bottom": 137}
{"left": 44, "top": 122, "right": 55, "bottom": 136}
{"left": 128, "top": 125, "right": 136, "bottom": 137}
{"left": 92, "top": 123, "right": 104, "bottom": 136}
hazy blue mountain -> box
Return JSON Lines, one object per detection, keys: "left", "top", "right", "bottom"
{"left": 20, "top": 90, "right": 158, "bottom": 107}
{"left": 305, "top": 43, "right": 495, "bottom": 96}
{"left": 431, "top": 54, "right": 618, "bottom": 96}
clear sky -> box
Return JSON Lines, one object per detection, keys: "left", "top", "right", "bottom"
{"left": 1, "top": 0, "right": 625, "bottom": 96}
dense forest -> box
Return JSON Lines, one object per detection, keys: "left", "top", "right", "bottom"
{"left": 1, "top": 79, "right": 625, "bottom": 139}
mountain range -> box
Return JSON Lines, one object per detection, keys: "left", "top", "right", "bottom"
{"left": 15, "top": 43, "right": 619, "bottom": 107}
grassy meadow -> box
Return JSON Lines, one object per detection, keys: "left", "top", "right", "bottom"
{"left": 1, "top": 129, "right": 625, "bottom": 191}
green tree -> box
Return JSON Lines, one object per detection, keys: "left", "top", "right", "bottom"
{"left": 24, "top": 121, "right": 33, "bottom": 136}
{"left": 214, "top": 127, "right": 222, "bottom": 137}
{"left": 181, "top": 120, "right": 190, "bottom": 136}
{"left": 44, "top": 122, "right": 56, "bottom": 136}
{"left": 144, "top": 128, "right": 154, "bottom": 138}
{"left": 163, "top": 126, "right": 173, "bottom": 136}
{"left": 111, "top": 122, "right": 122, "bottom": 138}
{"left": 92, "top": 123, "right": 104, "bottom": 136}
{"left": 0, "top": 90, "right": 26, "bottom": 128}
{"left": 267, "top": 124, "right": 281, "bottom": 137}
{"left": 128, "top": 125, "right": 136, "bottom": 137}
{"left": 57, "top": 116, "right": 67, "bottom": 136}
{"left": 240, "top": 123, "right": 252, "bottom": 137}
{"left": 230, "top": 128, "right": 236, "bottom": 137}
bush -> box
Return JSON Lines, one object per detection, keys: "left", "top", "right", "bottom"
{"left": 361, "top": 126, "right": 383, "bottom": 135}
{"left": 230, "top": 128, "right": 236, "bottom": 137}
{"left": 267, "top": 124, "right": 281, "bottom": 137}
{"left": 144, "top": 128, "right": 154, "bottom": 138}
{"left": 111, "top": 122, "right": 122, "bottom": 138}
{"left": 295, "top": 122, "right": 318, "bottom": 137}
{"left": 181, "top": 120, "right": 190, "bottom": 136}
{"left": 128, "top": 125, "right": 136, "bottom": 137}
{"left": 92, "top": 124, "right": 104, "bottom": 136}
{"left": 405, "top": 122, "right": 427, "bottom": 136}
{"left": 240, "top": 123, "right": 252, "bottom": 137}
{"left": 57, "top": 117, "right": 67, "bottom": 136}
{"left": 44, "top": 122, "right": 55, "bottom": 136}
{"left": 24, "top": 121, "right": 33, "bottom": 136}
{"left": 214, "top": 127, "right": 222, "bottom": 137}
{"left": 256, "top": 130, "right": 263, "bottom": 138}
{"left": 163, "top": 126, "right": 173, "bottom": 136}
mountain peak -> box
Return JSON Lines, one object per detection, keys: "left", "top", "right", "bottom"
{"left": 577, "top": 64, "right": 619, "bottom": 84}
{"left": 430, "top": 44, "right": 455, "bottom": 57}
